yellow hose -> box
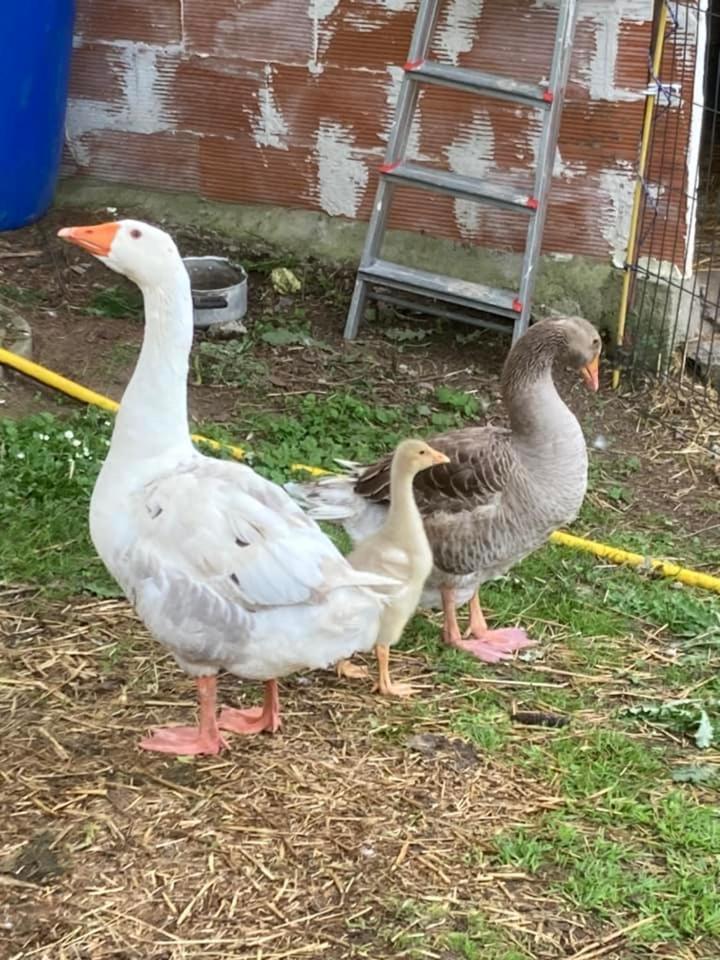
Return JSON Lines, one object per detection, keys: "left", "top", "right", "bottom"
{"left": 0, "top": 347, "right": 121, "bottom": 414}
{"left": 550, "top": 530, "right": 720, "bottom": 593}
{"left": 2, "top": 347, "right": 718, "bottom": 592}
{"left": 612, "top": 3, "right": 669, "bottom": 390}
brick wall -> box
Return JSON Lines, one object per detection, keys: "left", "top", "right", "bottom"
{"left": 64, "top": 1, "right": 685, "bottom": 265}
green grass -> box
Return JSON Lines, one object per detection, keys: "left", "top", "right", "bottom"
{"left": 359, "top": 899, "right": 530, "bottom": 960}
{"left": 493, "top": 794, "right": 720, "bottom": 941}
{"left": 0, "top": 283, "right": 47, "bottom": 305}
{"left": 0, "top": 409, "right": 116, "bottom": 594}
{"left": 192, "top": 339, "right": 268, "bottom": 387}
{"left": 86, "top": 284, "right": 143, "bottom": 319}
{"left": 200, "top": 388, "right": 480, "bottom": 483}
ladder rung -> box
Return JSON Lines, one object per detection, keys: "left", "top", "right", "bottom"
{"left": 359, "top": 260, "right": 522, "bottom": 317}
{"left": 405, "top": 59, "right": 553, "bottom": 108}
{"left": 367, "top": 291, "right": 516, "bottom": 335}
{"left": 379, "top": 161, "right": 538, "bottom": 212}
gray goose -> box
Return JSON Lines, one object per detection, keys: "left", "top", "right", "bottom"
{"left": 286, "top": 317, "right": 601, "bottom": 664}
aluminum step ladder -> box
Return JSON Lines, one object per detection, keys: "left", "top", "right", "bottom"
{"left": 343, "top": 0, "right": 579, "bottom": 343}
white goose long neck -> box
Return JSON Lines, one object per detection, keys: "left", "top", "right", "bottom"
{"left": 110, "top": 269, "right": 195, "bottom": 462}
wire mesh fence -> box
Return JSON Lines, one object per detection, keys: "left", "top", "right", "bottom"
{"left": 622, "top": 0, "right": 720, "bottom": 429}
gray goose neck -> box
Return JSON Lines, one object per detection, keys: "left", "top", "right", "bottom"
{"left": 501, "top": 325, "right": 574, "bottom": 439}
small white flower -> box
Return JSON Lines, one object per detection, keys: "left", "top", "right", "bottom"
{"left": 72, "top": 438, "right": 82, "bottom": 448}
{"left": 103, "top": 439, "right": 111, "bottom": 446}
{"left": 64, "top": 430, "right": 74, "bottom": 440}
{"left": 42, "top": 433, "right": 50, "bottom": 441}
{"left": 16, "top": 452, "right": 25, "bottom": 459}
{"left": 82, "top": 445, "right": 90, "bottom": 457}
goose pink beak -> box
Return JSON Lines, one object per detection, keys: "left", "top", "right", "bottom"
{"left": 57, "top": 221, "right": 120, "bottom": 258}
{"left": 430, "top": 448, "right": 450, "bottom": 465}
{"left": 581, "top": 354, "right": 599, "bottom": 392}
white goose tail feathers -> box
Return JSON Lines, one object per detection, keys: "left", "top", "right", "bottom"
{"left": 284, "top": 462, "right": 388, "bottom": 546}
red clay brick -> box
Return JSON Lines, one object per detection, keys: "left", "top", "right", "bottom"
{"left": 173, "top": 57, "right": 261, "bottom": 139}
{"left": 268, "top": 64, "right": 392, "bottom": 153}
{"left": 615, "top": 20, "right": 655, "bottom": 91}
{"left": 75, "top": 0, "right": 181, "bottom": 45}
{"left": 69, "top": 130, "right": 200, "bottom": 194}
{"left": 69, "top": 43, "right": 127, "bottom": 103}
{"left": 199, "top": 135, "right": 313, "bottom": 210}
{"left": 183, "top": 0, "right": 311, "bottom": 64}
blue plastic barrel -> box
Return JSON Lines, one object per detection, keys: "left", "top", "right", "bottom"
{"left": 0, "top": 2, "right": 76, "bottom": 230}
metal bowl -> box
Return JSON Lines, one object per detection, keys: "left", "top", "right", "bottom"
{"left": 183, "top": 256, "right": 248, "bottom": 330}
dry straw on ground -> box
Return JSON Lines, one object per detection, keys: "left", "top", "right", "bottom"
{"left": 0, "top": 588, "right": 641, "bottom": 960}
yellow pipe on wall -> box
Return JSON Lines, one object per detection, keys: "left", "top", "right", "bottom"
{"left": 612, "top": 3, "right": 669, "bottom": 390}
{"left": 1, "top": 346, "right": 718, "bottom": 591}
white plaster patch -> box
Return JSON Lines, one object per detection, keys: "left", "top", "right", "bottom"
{"left": 552, "top": 146, "right": 585, "bottom": 180}
{"left": 533, "top": 0, "right": 653, "bottom": 102}
{"left": 528, "top": 126, "right": 586, "bottom": 180}
{"left": 381, "top": 66, "right": 429, "bottom": 161}
{"left": 682, "top": 0, "right": 708, "bottom": 277}
{"left": 379, "top": 0, "right": 416, "bottom": 11}
{"left": 315, "top": 120, "right": 369, "bottom": 217}
{"left": 346, "top": 11, "right": 381, "bottom": 33}
{"left": 250, "top": 65, "right": 289, "bottom": 150}
{"left": 598, "top": 162, "right": 636, "bottom": 267}
{"left": 444, "top": 109, "right": 495, "bottom": 238}
{"left": 65, "top": 41, "right": 179, "bottom": 165}
{"left": 436, "top": 0, "right": 484, "bottom": 66}
{"left": 308, "top": 0, "right": 341, "bottom": 75}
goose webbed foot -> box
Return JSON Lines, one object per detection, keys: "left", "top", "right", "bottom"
{"left": 441, "top": 589, "right": 535, "bottom": 663}
{"left": 336, "top": 658, "right": 370, "bottom": 680}
{"left": 140, "top": 675, "right": 227, "bottom": 755}
{"left": 372, "top": 643, "right": 415, "bottom": 698}
{"left": 219, "top": 679, "right": 281, "bottom": 735}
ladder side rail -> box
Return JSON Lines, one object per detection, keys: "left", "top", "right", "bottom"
{"left": 344, "top": 0, "right": 442, "bottom": 338}
{"left": 516, "top": 0, "right": 579, "bottom": 341}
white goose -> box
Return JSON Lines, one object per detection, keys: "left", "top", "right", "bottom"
{"left": 58, "top": 219, "right": 397, "bottom": 756}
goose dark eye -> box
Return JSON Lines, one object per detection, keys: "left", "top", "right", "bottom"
{"left": 130, "top": 228, "right": 142, "bottom": 239}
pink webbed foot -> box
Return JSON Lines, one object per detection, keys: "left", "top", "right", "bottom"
{"left": 139, "top": 725, "right": 228, "bottom": 755}
{"left": 455, "top": 628, "right": 535, "bottom": 663}
{"left": 441, "top": 588, "right": 536, "bottom": 663}
{"left": 219, "top": 679, "right": 281, "bottom": 736}
{"left": 140, "top": 675, "right": 227, "bottom": 755}
{"left": 218, "top": 706, "right": 280, "bottom": 735}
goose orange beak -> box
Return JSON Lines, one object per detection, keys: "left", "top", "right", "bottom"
{"left": 58, "top": 221, "right": 120, "bottom": 258}
{"left": 430, "top": 447, "right": 450, "bottom": 465}
{"left": 580, "top": 354, "right": 600, "bottom": 392}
